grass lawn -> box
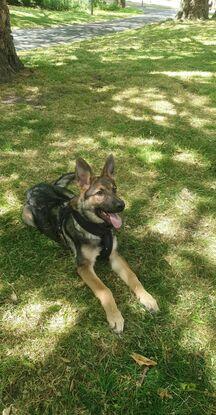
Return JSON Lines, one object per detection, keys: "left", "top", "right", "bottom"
{"left": 1, "top": 19, "right": 216, "bottom": 415}
{"left": 10, "top": 5, "right": 142, "bottom": 29}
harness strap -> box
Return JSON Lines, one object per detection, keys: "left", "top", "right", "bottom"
{"left": 59, "top": 204, "right": 113, "bottom": 260}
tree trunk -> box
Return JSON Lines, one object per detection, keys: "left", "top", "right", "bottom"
{"left": 0, "top": 0, "right": 23, "bottom": 83}
{"left": 176, "top": 0, "right": 209, "bottom": 19}
{"left": 210, "top": 0, "right": 216, "bottom": 16}
{"left": 90, "top": 0, "right": 93, "bottom": 15}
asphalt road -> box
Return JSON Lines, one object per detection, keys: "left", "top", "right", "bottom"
{"left": 13, "top": 4, "right": 176, "bottom": 51}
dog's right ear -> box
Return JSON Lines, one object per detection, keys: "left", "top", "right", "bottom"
{"left": 102, "top": 154, "right": 115, "bottom": 179}
{"left": 75, "top": 158, "right": 92, "bottom": 189}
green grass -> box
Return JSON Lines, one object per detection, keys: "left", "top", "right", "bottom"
{"left": 1, "top": 19, "right": 216, "bottom": 415}
{"left": 10, "top": 4, "right": 142, "bottom": 28}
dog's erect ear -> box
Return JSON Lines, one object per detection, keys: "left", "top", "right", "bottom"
{"left": 102, "top": 154, "right": 115, "bottom": 178}
{"left": 75, "top": 158, "right": 92, "bottom": 189}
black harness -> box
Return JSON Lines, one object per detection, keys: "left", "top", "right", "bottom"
{"left": 59, "top": 204, "right": 113, "bottom": 260}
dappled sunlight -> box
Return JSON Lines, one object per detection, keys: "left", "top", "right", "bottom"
{"left": 89, "top": 84, "right": 114, "bottom": 93}
{"left": 197, "top": 40, "right": 216, "bottom": 46}
{"left": 111, "top": 86, "right": 178, "bottom": 126}
{"left": 152, "top": 114, "right": 168, "bottom": 126}
{"left": 150, "top": 216, "right": 184, "bottom": 240}
{"left": 46, "top": 306, "right": 78, "bottom": 334}
{"left": 50, "top": 133, "right": 100, "bottom": 157}
{"left": 165, "top": 252, "right": 194, "bottom": 277}
{"left": 173, "top": 299, "right": 214, "bottom": 355}
{"left": 191, "top": 33, "right": 216, "bottom": 46}
{"left": 0, "top": 173, "right": 19, "bottom": 184}
{"left": 151, "top": 70, "right": 214, "bottom": 80}
{"left": 133, "top": 137, "right": 163, "bottom": 146}
{"left": 12, "top": 10, "right": 37, "bottom": 18}
{"left": 173, "top": 150, "right": 208, "bottom": 167}
{"left": 149, "top": 187, "right": 200, "bottom": 240}
{"left": 139, "top": 148, "right": 163, "bottom": 164}
{"left": 112, "top": 87, "right": 177, "bottom": 123}
{"left": 163, "top": 252, "right": 215, "bottom": 370}
{"left": 3, "top": 301, "right": 49, "bottom": 334}
{"left": 49, "top": 55, "right": 78, "bottom": 65}
{"left": 0, "top": 86, "right": 42, "bottom": 107}
{"left": 170, "top": 288, "right": 215, "bottom": 354}
{"left": 202, "top": 179, "right": 216, "bottom": 191}
{"left": 3, "top": 298, "right": 81, "bottom": 361}
{"left": 102, "top": 53, "right": 165, "bottom": 63}
{"left": 1, "top": 149, "right": 38, "bottom": 158}
{"left": 180, "top": 323, "right": 214, "bottom": 353}
{"left": 175, "top": 91, "right": 215, "bottom": 131}
{"left": 192, "top": 216, "right": 216, "bottom": 265}
{"left": 112, "top": 103, "right": 148, "bottom": 121}
{"left": 174, "top": 188, "right": 197, "bottom": 216}
{"left": 1, "top": 19, "right": 216, "bottom": 414}
{"left": 0, "top": 189, "right": 21, "bottom": 215}
{"left": 186, "top": 115, "right": 210, "bottom": 128}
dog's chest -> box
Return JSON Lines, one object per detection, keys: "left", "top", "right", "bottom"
{"left": 62, "top": 215, "right": 101, "bottom": 256}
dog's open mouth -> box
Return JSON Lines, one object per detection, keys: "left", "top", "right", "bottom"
{"left": 98, "top": 210, "right": 122, "bottom": 230}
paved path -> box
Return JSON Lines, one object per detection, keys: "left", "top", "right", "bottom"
{"left": 13, "top": 4, "right": 176, "bottom": 51}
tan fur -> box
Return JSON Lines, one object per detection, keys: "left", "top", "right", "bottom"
{"left": 110, "top": 249, "right": 159, "bottom": 313}
{"left": 77, "top": 243, "right": 158, "bottom": 332}
{"left": 22, "top": 205, "right": 35, "bottom": 227}
{"left": 24, "top": 156, "right": 159, "bottom": 333}
{"left": 77, "top": 245, "right": 124, "bottom": 333}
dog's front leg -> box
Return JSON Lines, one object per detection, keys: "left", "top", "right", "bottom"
{"left": 77, "top": 263, "right": 124, "bottom": 333}
{"left": 110, "top": 250, "right": 159, "bottom": 313}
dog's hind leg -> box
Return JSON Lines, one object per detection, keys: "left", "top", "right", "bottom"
{"left": 22, "top": 205, "right": 36, "bottom": 227}
{"left": 53, "top": 172, "right": 75, "bottom": 188}
{"left": 110, "top": 249, "right": 159, "bottom": 313}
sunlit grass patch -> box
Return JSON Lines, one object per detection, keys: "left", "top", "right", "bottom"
{"left": 0, "top": 19, "right": 216, "bottom": 415}
{"left": 2, "top": 298, "right": 80, "bottom": 361}
{"left": 10, "top": 4, "right": 142, "bottom": 29}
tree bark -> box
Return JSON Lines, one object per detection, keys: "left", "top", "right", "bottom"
{"left": 120, "top": 0, "right": 126, "bottom": 8}
{"left": 176, "top": 0, "right": 209, "bottom": 19}
{"left": 115, "top": 0, "right": 126, "bottom": 7}
{"left": 0, "top": 0, "right": 23, "bottom": 83}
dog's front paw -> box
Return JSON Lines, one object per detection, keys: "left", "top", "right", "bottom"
{"left": 138, "top": 291, "right": 159, "bottom": 313}
{"left": 107, "top": 309, "right": 124, "bottom": 333}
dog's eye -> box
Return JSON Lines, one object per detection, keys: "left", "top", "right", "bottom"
{"left": 96, "top": 190, "right": 104, "bottom": 196}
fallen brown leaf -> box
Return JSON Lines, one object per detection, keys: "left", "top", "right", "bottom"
{"left": 158, "top": 388, "right": 173, "bottom": 399}
{"left": 131, "top": 353, "right": 157, "bottom": 367}
{"left": 60, "top": 357, "right": 71, "bottom": 363}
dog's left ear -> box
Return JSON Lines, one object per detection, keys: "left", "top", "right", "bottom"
{"left": 102, "top": 154, "right": 115, "bottom": 178}
{"left": 75, "top": 157, "right": 92, "bottom": 189}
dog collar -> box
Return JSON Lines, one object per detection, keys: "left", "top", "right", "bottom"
{"left": 72, "top": 209, "right": 113, "bottom": 260}
{"left": 60, "top": 205, "right": 113, "bottom": 260}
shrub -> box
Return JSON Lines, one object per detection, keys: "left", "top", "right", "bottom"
{"left": 99, "top": 1, "right": 120, "bottom": 11}
{"left": 8, "top": 0, "right": 88, "bottom": 11}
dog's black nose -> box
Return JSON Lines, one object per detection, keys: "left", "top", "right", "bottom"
{"left": 116, "top": 200, "right": 125, "bottom": 212}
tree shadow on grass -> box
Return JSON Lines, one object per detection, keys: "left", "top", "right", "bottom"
{"left": 1, "top": 19, "right": 216, "bottom": 415}
{"left": 1, "top": 198, "right": 215, "bottom": 414}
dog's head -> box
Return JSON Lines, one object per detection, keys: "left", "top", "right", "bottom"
{"left": 73, "top": 155, "right": 125, "bottom": 229}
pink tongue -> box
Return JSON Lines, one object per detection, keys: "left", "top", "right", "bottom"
{"left": 108, "top": 213, "right": 122, "bottom": 229}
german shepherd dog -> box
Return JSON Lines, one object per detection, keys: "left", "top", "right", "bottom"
{"left": 22, "top": 155, "right": 159, "bottom": 333}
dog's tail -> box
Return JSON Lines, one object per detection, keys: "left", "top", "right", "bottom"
{"left": 53, "top": 172, "right": 76, "bottom": 188}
